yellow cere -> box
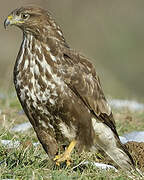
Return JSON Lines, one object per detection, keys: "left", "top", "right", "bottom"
{"left": 7, "top": 15, "right": 24, "bottom": 24}
{"left": 8, "top": 15, "right": 13, "bottom": 20}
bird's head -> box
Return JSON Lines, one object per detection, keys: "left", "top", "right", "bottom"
{"left": 4, "top": 6, "right": 64, "bottom": 41}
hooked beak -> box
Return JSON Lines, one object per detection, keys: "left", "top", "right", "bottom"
{"left": 4, "top": 14, "right": 24, "bottom": 29}
{"left": 4, "top": 15, "right": 13, "bottom": 29}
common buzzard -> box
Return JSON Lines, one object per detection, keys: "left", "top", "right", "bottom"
{"left": 4, "top": 6, "right": 135, "bottom": 171}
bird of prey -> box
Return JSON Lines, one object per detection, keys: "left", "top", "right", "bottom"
{"left": 4, "top": 6, "right": 135, "bottom": 170}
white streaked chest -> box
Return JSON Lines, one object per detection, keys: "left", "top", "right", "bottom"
{"left": 15, "top": 34, "right": 65, "bottom": 108}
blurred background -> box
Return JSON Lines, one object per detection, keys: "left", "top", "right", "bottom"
{"left": 0, "top": 0, "right": 144, "bottom": 101}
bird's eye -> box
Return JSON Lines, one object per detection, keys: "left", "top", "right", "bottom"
{"left": 21, "top": 13, "right": 29, "bottom": 20}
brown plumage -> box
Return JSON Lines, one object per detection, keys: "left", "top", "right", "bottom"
{"left": 4, "top": 6, "right": 135, "bottom": 170}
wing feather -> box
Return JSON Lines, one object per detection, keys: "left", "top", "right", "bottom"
{"left": 61, "top": 47, "right": 117, "bottom": 134}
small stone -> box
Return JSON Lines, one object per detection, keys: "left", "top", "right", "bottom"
{"left": 11, "top": 122, "right": 32, "bottom": 132}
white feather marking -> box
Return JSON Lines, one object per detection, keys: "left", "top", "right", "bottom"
{"left": 26, "top": 37, "right": 29, "bottom": 49}
{"left": 31, "top": 76, "right": 35, "bottom": 85}
{"left": 45, "top": 45, "right": 50, "bottom": 51}
{"left": 29, "top": 35, "right": 33, "bottom": 50}
{"left": 20, "top": 85, "right": 30, "bottom": 102}
{"left": 17, "top": 38, "right": 26, "bottom": 67}
{"left": 53, "top": 74, "right": 63, "bottom": 85}
{"left": 32, "top": 101, "right": 37, "bottom": 108}
{"left": 41, "top": 93, "right": 48, "bottom": 101}
{"left": 59, "top": 122, "right": 76, "bottom": 140}
{"left": 49, "top": 98, "right": 55, "bottom": 105}
{"left": 37, "top": 105, "right": 44, "bottom": 112}
{"left": 35, "top": 43, "right": 42, "bottom": 54}
{"left": 45, "top": 89, "right": 51, "bottom": 95}
{"left": 17, "top": 34, "right": 66, "bottom": 110}
{"left": 50, "top": 53, "right": 57, "bottom": 62}
{"left": 35, "top": 80, "right": 41, "bottom": 91}
{"left": 36, "top": 28, "right": 40, "bottom": 33}
{"left": 20, "top": 88, "right": 26, "bottom": 101}
{"left": 43, "top": 109, "right": 50, "bottom": 115}
{"left": 23, "top": 59, "right": 29, "bottom": 70}
{"left": 38, "top": 55, "right": 51, "bottom": 73}
{"left": 40, "top": 55, "right": 64, "bottom": 90}
{"left": 41, "top": 76, "right": 56, "bottom": 89}
{"left": 41, "top": 75, "right": 48, "bottom": 85}
{"left": 48, "top": 123, "right": 54, "bottom": 130}
{"left": 41, "top": 121, "right": 48, "bottom": 129}
{"left": 34, "top": 64, "right": 40, "bottom": 75}
{"left": 26, "top": 35, "right": 33, "bottom": 60}
{"left": 57, "top": 30, "right": 63, "bottom": 36}
{"left": 50, "top": 83, "right": 56, "bottom": 89}
{"left": 51, "top": 90, "right": 58, "bottom": 96}
{"left": 30, "top": 89, "right": 37, "bottom": 101}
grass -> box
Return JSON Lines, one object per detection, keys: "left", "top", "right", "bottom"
{"left": 0, "top": 91, "right": 144, "bottom": 179}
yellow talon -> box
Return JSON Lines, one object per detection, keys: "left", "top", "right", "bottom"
{"left": 54, "top": 155, "right": 61, "bottom": 161}
{"left": 56, "top": 161, "right": 60, "bottom": 166}
{"left": 66, "top": 159, "right": 71, "bottom": 166}
{"left": 54, "top": 140, "right": 77, "bottom": 166}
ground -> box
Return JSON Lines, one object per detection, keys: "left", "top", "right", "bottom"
{"left": 0, "top": 90, "right": 144, "bottom": 180}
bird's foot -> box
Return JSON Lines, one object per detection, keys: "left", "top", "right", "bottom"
{"left": 54, "top": 152, "right": 71, "bottom": 166}
{"left": 54, "top": 140, "right": 77, "bottom": 166}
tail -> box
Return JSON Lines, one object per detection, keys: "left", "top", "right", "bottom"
{"left": 105, "top": 145, "right": 143, "bottom": 176}
{"left": 103, "top": 142, "right": 135, "bottom": 170}
{"left": 92, "top": 117, "right": 135, "bottom": 170}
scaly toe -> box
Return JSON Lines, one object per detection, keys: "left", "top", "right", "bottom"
{"left": 54, "top": 153, "right": 71, "bottom": 166}
{"left": 53, "top": 154, "right": 62, "bottom": 161}
{"left": 66, "top": 159, "right": 71, "bottom": 166}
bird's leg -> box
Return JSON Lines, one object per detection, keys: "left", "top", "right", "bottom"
{"left": 54, "top": 139, "right": 77, "bottom": 166}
